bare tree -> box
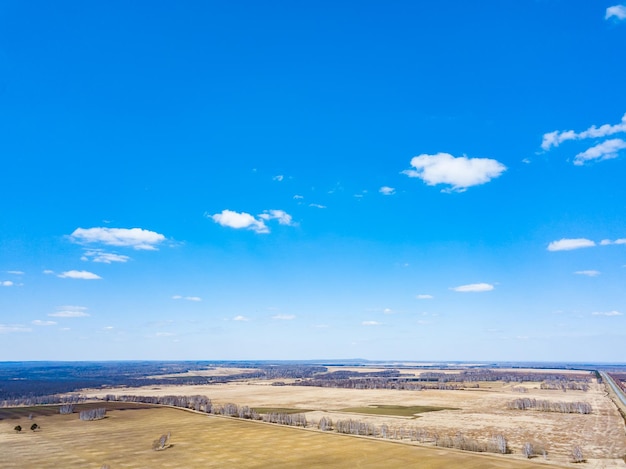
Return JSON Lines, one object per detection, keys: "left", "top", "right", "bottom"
{"left": 571, "top": 445, "right": 585, "bottom": 463}
{"left": 522, "top": 442, "right": 534, "bottom": 458}
{"left": 152, "top": 432, "right": 171, "bottom": 451}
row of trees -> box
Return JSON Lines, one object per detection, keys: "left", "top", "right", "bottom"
{"left": 540, "top": 379, "right": 590, "bottom": 392}
{"left": 294, "top": 378, "right": 463, "bottom": 391}
{"left": 1, "top": 394, "right": 84, "bottom": 408}
{"left": 79, "top": 408, "right": 106, "bottom": 421}
{"left": 435, "top": 432, "right": 509, "bottom": 454}
{"left": 507, "top": 398, "right": 592, "bottom": 414}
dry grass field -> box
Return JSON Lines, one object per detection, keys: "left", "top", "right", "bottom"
{"left": 1, "top": 405, "right": 576, "bottom": 469}
{"left": 79, "top": 369, "right": 626, "bottom": 468}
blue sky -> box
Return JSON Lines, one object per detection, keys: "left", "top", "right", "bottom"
{"left": 1, "top": 1, "right": 626, "bottom": 361}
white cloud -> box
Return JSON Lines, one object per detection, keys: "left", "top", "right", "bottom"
{"left": 362, "top": 320, "right": 382, "bottom": 326}
{"left": 451, "top": 283, "right": 494, "bottom": 293}
{"left": 383, "top": 308, "right": 393, "bottom": 314}
{"left": 416, "top": 294, "right": 433, "bottom": 299}
{"left": 70, "top": 227, "right": 166, "bottom": 250}
{"left": 402, "top": 153, "right": 506, "bottom": 192}
{"left": 1, "top": 280, "right": 14, "bottom": 287}
{"left": 541, "top": 113, "right": 626, "bottom": 150}
{"left": 7, "top": 270, "right": 24, "bottom": 275}
{"left": 0, "top": 324, "right": 31, "bottom": 333}
{"left": 233, "top": 315, "right": 249, "bottom": 321}
{"left": 81, "top": 249, "right": 130, "bottom": 264}
{"left": 156, "top": 332, "right": 175, "bottom": 337}
{"left": 574, "top": 138, "right": 626, "bottom": 165}
{"left": 379, "top": 186, "right": 395, "bottom": 196}
{"left": 547, "top": 238, "right": 596, "bottom": 251}
{"left": 272, "top": 314, "right": 295, "bottom": 320}
{"left": 43, "top": 270, "right": 54, "bottom": 275}
{"left": 32, "top": 320, "right": 57, "bottom": 326}
{"left": 293, "top": 195, "right": 304, "bottom": 199}
{"left": 273, "top": 175, "right": 284, "bottom": 181}
{"left": 259, "top": 209, "right": 295, "bottom": 226}
{"left": 601, "top": 238, "right": 626, "bottom": 245}
{"left": 309, "top": 203, "right": 326, "bottom": 209}
{"left": 606, "top": 4, "right": 626, "bottom": 20}
{"left": 592, "top": 310, "right": 623, "bottom": 316}
{"left": 57, "top": 270, "right": 102, "bottom": 280}
{"left": 210, "top": 210, "right": 269, "bottom": 234}
{"left": 172, "top": 295, "right": 202, "bottom": 302}
{"left": 574, "top": 270, "right": 600, "bottom": 277}
{"left": 49, "top": 306, "right": 90, "bottom": 318}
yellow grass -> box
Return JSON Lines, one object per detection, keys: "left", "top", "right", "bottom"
{"left": 1, "top": 406, "right": 574, "bottom": 468}
{"left": 80, "top": 374, "right": 626, "bottom": 466}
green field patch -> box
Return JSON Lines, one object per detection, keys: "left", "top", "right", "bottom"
{"left": 338, "top": 404, "right": 458, "bottom": 417}
{"left": 252, "top": 407, "right": 312, "bottom": 414}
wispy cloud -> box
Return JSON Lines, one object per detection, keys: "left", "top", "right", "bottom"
{"left": 272, "top": 314, "right": 295, "bottom": 320}
{"left": 233, "top": 315, "right": 249, "bottom": 321}
{"left": 547, "top": 238, "right": 596, "bottom": 251}
{"left": 606, "top": 4, "right": 626, "bottom": 20}
{"left": 49, "top": 306, "right": 90, "bottom": 318}
{"left": 379, "top": 186, "right": 395, "bottom": 196}
{"left": 6, "top": 270, "right": 24, "bottom": 275}
{"left": 362, "top": 320, "right": 382, "bottom": 326}
{"left": 43, "top": 270, "right": 54, "bottom": 275}
{"left": 81, "top": 249, "right": 130, "bottom": 264}
{"left": 259, "top": 209, "right": 295, "bottom": 226}
{"left": 541, "top": 113, "right": 626, "bottom": 151}
{"left": 1, "top": 280, "right": 14, "bottom": 287}
{"left": 70, "top": 227, "right": 166, "bottom": 251}
{"left": 574, "top": 270, "right": 600, "bottom": 277}
{"left": 416, "top": 294, "right": 433, "bottom": 299}
{"left": 451, "top": 283, "right": 494, "bottom": 293}
{"left": 0, "top": 324, "right": 31, "bottom": 333}
{"left": 600, "top": 238, "right": 626, "bottom": 246}
{"left": 273, "top": 175, "right": 284, "bottom": 181}
{"left": 309, "top": 203, "right": 326, "bottom": 209}
{"left": 172, "top": 295, "right": 202, "bottom": 302}
{"left": 57, "top": 270, "right": 101, "bottom": 280}
{"left": 32, "top": 320, "right": 57, "bottom": 326}
{"left": 402, "top": 153, "right": 506, "bottom": 192}
{"left": 574, "top": 138, "right": 626, "bottom": 165}
{"left": 592, "top": 310, "right": 623, "bottom": 316}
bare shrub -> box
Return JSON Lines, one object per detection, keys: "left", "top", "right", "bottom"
{"left": 79, "top": 408, "right": 106, "bottom": 421}
{"left": 571, "top": 445, "right": 585, "bottom": 463}
{"left": 152, "top": 432, "right": 171, "bottom": 451}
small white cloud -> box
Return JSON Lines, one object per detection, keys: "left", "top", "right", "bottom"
{"left": 379, "top": 186, "right": 395, "bottom": 196}
{"left": 574, "top": 138, "right": 626, "bottom": 165}
{"left": 6, "top": 270, "right": 24, "bottom": 275}
{"left": 314, "top": 324, "right": 329, "bottom": 329}
{"left": 0, "top": 324, "right": 31, "bottom": 333}
{"left": 273, "top": 175, "right": 284, "bottom": 181}
{"left": 210, "top": 209, "right": 269, "bottom": 234}
{"left": 70, "top": 227, "right": 166, "bottom": 251}
{"left": 547, "top": 238, "right": 596, "bottom": 251}
{"left": 272, "top": 314, "right": 295, "bottom": 320}
{"left": 43, "top": 270, "right": 54, "bottom": 275}
{"left": 32, "top": 320, "right": 57, "bottom": 326}
{"left": 1, "top": 280, "right": 14, "bottom": 287}
{"left": 172, "top": 295, "right": 202, "bottom": 302}
{"left": 383, "top": 308, "right": 393, "bottom": 314}
{"left": 592, "top": 310, "right": 623, "bottom": 316}
{"left": 601, "top": 238, "right": 626, "bottom": 246}
{"left": 259, "top": 209, "right": 295, "bottom": 226}
{"left": 293, "top": 195, "right": 304, "bottom": 199}
{"left": 606, "top": 4, "right": 626, "bottom": 20}
{"left": 402, "top": 153, "right": 506, "bottom": 192}
{"left": 233, "top": 315, "right": 249, "bottom": 321}
{"left": 57, "top": 270, "right": 102, "bottom": 280}
{"left": 541, "top": 113, "right": 626, "bottom": 150}
{"left": 416, "top": 294, "right": 433, "bottom": 299}
{"left": 522, "top": 158, "right": 531, "bottom": 164}
{"left": 574, "top": 270, "right": 600, "bottom": 277}
{"left": 309, "top": 203, "right": 326, "bottom": 209}
{"left": 156, "top": 332, "right": 175, "bottom": 337}
{"left": 362, "top": 320, "right": 382, "bottom": 326}
{"left": 49, "top": 306, "right": 90, "bottom": 318}
{"left": 451, "top": 283, "right": 494, "bottom": 293}
{"left": 81, "top": 249, "right": 130, "bottom": 264}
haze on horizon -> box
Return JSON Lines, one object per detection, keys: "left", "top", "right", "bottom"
{"left": 1, "top": 1, "right": 625, "bottom": 362}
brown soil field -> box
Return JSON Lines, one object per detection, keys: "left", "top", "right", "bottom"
{"left": 80, "top": 375, "right": 626, "bottom": 467}
{"left": 1, "top": 405, "right": 576, "bottom": 469}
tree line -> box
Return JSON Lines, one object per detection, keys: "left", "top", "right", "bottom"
{"left": 507, "top": 398, "right": 592, "bottom": 414}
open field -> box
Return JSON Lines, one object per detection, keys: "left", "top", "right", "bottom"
{"left": 0, "top": 405, "right": 575, "bottom": 469}
{"left": 80, "top": 368, "right": 626, "bottom": 467}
